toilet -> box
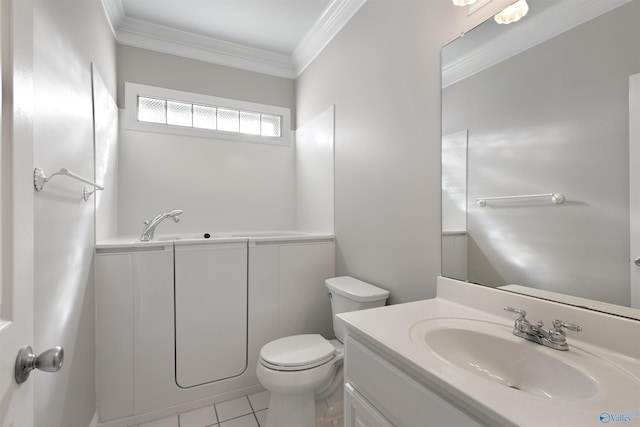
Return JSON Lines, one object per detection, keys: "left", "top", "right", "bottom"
{"left": 256, "top": 276, "right": 389, "bottom": 427}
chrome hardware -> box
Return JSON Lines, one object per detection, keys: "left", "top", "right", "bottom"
{"left": 476, "top": 193, "right": 565, "bottom": 207}
{"left": 15, "top": 345, "right": 64, "bottom": 384}
{"left": 503, "top": 306, "right": 531, "bottom": 339}
{"left": 140, "top": 210, "right": 183, "bottom": 241}
{"left": 503, "top": 307, "right": 581, "bottom": 351}
{"left": 552, "top": 320, "right": 582, "bottom": 332}
{"left": 503, "top": 306, "right": 526, "bottom": 318}
{"left": 34, "top": 167, "right": 104, "bottom": 201}
{"left": 634, "top": 257, "right": 640, "bottom": 267}
{"left": 546, "top": 320, "right": 583, "bottom": 351}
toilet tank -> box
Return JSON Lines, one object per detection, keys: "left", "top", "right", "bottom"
{"left": 326, "top": 276, "right": 389, "bottom": 342}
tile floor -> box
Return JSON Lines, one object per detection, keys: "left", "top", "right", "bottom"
{"left": 135, "top": 391, "right": 270, "bottom": 427}
{"left": 134, "top": 388, "right": 343, "bottom": 427}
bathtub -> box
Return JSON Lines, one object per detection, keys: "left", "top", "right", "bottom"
{"left": 95, "top": 231, "right": 335, "bottom": 426}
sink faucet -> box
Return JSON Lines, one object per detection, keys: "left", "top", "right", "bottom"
{"left": 503, "top": 307, "right": 582, "bottom": 351}
{"left": 140, "top": 210, "right": 183, "bottom": 241}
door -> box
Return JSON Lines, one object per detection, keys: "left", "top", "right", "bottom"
{"left": 0, "top": 0, "right": 34, "bottom": 426}
{"left": 631, "top": 73, "right": 640, "bottom": 309}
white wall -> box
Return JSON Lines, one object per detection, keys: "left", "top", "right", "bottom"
{"left": 295, "top": 105, "right": 335, "bottom": 233}
{"left": 116, "top": 46, "right": 296, "bottom": 117}
{"left": 118, "top": 123, "right": 296, "bottom": 235}
{"left": 33, "top": 1, "right": 116, "bottom": 426}
{"left": 116, "top": 46, "right": 297, "bottom": 236}
{"left": 94, "top": 65, "right": 119, "bottom": 241}
{"left": 295, "top": 0, "right": 514, "bottom": 304}
{"left": 114, "top": 1, "right": 516, "bottom": 303}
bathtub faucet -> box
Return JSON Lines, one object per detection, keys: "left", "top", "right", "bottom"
{"left": 140, "top": 210, "right": 183, "bottom": 241}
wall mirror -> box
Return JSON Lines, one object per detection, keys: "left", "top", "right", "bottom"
{"left": 441, "top": 0, "right": 640, "bottom": 319}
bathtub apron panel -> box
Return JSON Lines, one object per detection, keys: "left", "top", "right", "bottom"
{"left": 174, "top": 241, "right": 249, "bottom": 388}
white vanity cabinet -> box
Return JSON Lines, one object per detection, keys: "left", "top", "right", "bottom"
{"left": 344, "top": 332, "right": 487, "bottom": 427}
{"left": 345, "top": 383, "right": 394, "bottom": 427}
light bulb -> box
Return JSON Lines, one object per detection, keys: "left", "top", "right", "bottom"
{"left": 452, "top": 0, "right": 478, "bottom": 6}
{"left": 494, "top": 0, "right": 529, "bottom": 24}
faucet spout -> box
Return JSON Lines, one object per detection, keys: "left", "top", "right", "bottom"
{"left": 140, "top": 210, "right": 183, "bottom": 241}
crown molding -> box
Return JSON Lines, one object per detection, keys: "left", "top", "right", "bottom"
{"left": 100, "top": 0, "right": 125, "bottom": 37}
{"left": 100, "top": 0, "right": 366, "bottom": 79}
{"left": 116, "top": 17, "right": 296, "bottom": 78}
{"left": 292, "top": 0, "right": 367, "bottom": 76}
{"left": 442, "top": 0, "right": 631, "bottom": 88}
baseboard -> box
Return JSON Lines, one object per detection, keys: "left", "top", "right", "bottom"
{"left": 89, "top": 412, "right": 99, "bottom": 427}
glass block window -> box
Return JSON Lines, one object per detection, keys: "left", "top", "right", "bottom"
{"left": 240, "top": 111, "right": 261, "bottom": 135}
{"left": 261, "top": 114, "right": 282, "bottom": 137}
{"left": 193, "top": 104, "right": 217, "bottom": 130}
{"left": 138, "top": 97, "right": 166, "bottom": 124}
{"left": 217, "top": 107, "right": 240, "bottom": 132}
{"left": 137, "top": 95, "right": 283, "bottom": 139}
{"left": 167, "top": 101, "right": 192, "bottom": 127}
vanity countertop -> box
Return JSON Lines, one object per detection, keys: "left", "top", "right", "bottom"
{"left": 339, "top": 277, "right": 640, "bottom": 427}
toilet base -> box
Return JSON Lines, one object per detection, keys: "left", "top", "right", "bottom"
{"left": 265, "top": 392, "right": 316, "bottom": 427}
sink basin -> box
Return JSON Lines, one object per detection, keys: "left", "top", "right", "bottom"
{"left": 411, "top": 318, "right": 599, "bottom": 400}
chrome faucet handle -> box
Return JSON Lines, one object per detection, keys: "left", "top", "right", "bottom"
{"left": 503, "top": 307, "right": 532, "bottom": 337}
{"left": 548, "top": 319, "right": 582, "bottom": 347}
{"left": 552, "top": 320, "right": 582, "bottom": 332}
{"left": 503, "top": 306, "right": 527, "bottom": 320}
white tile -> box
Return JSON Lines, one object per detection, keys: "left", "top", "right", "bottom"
{"left": 215, "top": 396, "right": 253, "bottom": 422}
{"left": 220, "top": 414, "right": 259, "bottom": 427}
{"left": 139, "top": 415, "right": 178, "bottom": 427}
{"left": 179, "top": 405, "right": 218, "bottom": 427}
{"left": 254, "top": 409, "right": 268, "bottom": 427}
{"left": 248, "top": 390, "right": 270, "bottom": 412}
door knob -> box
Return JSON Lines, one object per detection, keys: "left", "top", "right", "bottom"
{"left": 15, "top": 345, "right": 64, "bottom": 384}
{"left": 635, "top": 257, "right": 640, "bottom": 267}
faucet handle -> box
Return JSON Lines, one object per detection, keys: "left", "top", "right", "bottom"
{"left": 551, "top": 319, "right": 582, "bottom": 333}
{"left": 503, "top": 306, "right": 527, "bottom": 320}
{"left": 548, "top": 319, "right": 582, "bottom": 347}
{"left": 504, "top": 307, "right": 532, "bottom": 337}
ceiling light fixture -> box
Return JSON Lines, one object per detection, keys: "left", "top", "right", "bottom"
{"left": 452, "top": 0, "right": 478, "bottom": 6}
{"left": 494, "top": 0, "right": 529, "bottom": 24}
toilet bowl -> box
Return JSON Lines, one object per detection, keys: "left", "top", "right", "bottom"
{"left": 256, "top": 276, "right": 389, "bottom": 427}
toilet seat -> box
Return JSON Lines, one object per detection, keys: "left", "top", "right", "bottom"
{"left": 259, "top": 334, "right": 336, "bottom": 371}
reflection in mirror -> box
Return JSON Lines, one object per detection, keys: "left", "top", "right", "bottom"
{"left": 441, "top": 0, "right": 640, "bottom": 319}
{"left": 0, "top": 26, "right": 3, "bottom": 321}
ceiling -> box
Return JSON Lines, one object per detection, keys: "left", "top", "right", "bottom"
{"left": 102, "top": 0, "right": 366, "bottom": 78}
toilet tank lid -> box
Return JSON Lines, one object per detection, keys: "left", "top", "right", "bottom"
{"left": 326, "top": 276, "right": 389, "bottom": 302}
